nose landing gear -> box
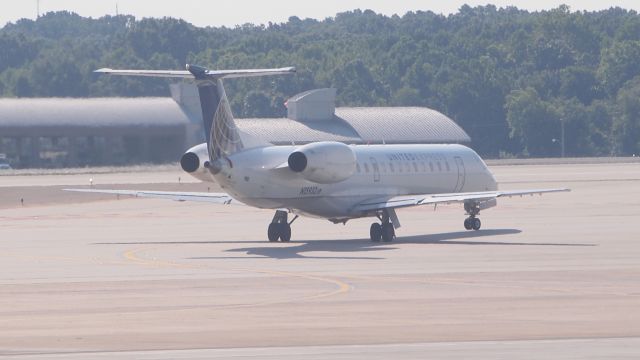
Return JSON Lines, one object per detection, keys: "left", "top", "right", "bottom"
{"left": 268, "top": 210, "right": 297, "bottom": 242}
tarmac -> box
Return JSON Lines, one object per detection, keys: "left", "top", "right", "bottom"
{"left": 1, "top": 162, "right": 639, "bottom": 359}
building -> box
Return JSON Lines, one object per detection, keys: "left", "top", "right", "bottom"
{"left": 236, "top": 88, "right": 470, "bottom": 146}
{"left": 0, "top": 85, "right": 469, "bottom": 168}
{"left": 0, "top": 97, "right": 189, "bottom": 168}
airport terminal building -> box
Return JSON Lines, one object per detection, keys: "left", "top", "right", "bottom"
{"left": 0, "top": 85, "right": 470, "bottom": 168}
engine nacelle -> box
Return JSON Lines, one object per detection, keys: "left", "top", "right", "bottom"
{"left": 288, "top": 141, "right": 356, "bottom": 184}
{"left": 180, "top": 143, "right": 211, "bottom": 182}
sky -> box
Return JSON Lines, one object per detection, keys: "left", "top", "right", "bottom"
{"left": 1, "top": 0, "right": 639, "bottom": 28}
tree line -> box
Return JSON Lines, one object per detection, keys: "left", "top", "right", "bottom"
{"left": 1, "top": 5, "right": 640, "bottom": 157}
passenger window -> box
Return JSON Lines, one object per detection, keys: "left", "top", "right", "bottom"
{"left": 381, "top": 163, "right": 387, "bottom": 172}
{"left": 429, "top": 162, "right": 434, "bottom": 172}
{"left": 389, "top": 163, "right": 395, "bottom": 172}
{"left": 356, "top": 163, "right": 361, "bottom": 173}
{"left": 420, "top": 162, "right": 426, "bottom": 172}
{"left": 413, "top": 162, "right": 418, "bottom": 172}
{"left": 437, "top": 162, "right": 442, "bottom": 172}
{"left": 445, "top": 162, "right": 450, "bottom": 172}
{"left": 405, "top": 163, "right": 411, "bottom": 172}
{"left": 364, "top": 163, "right": 370, "bottom": 173}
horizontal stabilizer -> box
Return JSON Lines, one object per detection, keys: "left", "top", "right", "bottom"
{"left": 94, "top": 68, "right": 192, "bottom": 78}
{"left": 95, "top": 65, "right": 296, "bottom": 80}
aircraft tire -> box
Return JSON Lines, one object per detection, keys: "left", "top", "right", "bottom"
{"left": 381, "top": 223, "right": 395, "bottom": 242}
{"left": 370, "top": 223, "right": 382, "bottom": 242}
{"left": 280, "top": 223, "right": 292, "bottom": 242}
{"left": 268, "top": 223, "right": 280, "bottom": 242}
{"left": 472, "top": 218, "right": 481, "bottom": 231}
{"left": 464, "top": 218, "right": 473, "bottom": 230}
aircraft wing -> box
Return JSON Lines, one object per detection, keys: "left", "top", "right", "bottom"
{"left": 353, "top": 188, "right": 570, "bottom": 213}
{"left": 64, "top": 189, "right": 243, "bottom": 205}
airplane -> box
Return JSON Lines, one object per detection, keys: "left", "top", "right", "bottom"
{"left": 67, "top": 64, "right": 569, "bottom": 243}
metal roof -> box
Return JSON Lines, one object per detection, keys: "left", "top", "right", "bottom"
{"left": 238, "top": 108, "right": 470, "bottom": 145}
{"left": 0, "top": 98, "right": 189, "bottom": 129}
{"left": 335, "top": 107, "right": 471, "bottom": 144}
{"left": 237, "top": 117, "right": 360, "bottom": 144}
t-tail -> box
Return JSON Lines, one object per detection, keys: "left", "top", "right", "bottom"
{"left": 95, "top": 64, "right": 296, "bottom": 166}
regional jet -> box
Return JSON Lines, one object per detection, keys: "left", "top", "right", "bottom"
{"left": 67, "top": 65, "right": 568, "bottom": 242}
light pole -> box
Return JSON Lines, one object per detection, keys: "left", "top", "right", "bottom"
{"left": 560, "top": 117, "right": 565, "bottom": 158}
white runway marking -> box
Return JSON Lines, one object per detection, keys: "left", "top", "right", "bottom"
{"left": 5, "top": 338, "right": 640, "bottom": 359}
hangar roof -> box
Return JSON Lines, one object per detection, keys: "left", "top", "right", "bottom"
{"left": 0, "top": 98, "right": 188, "bottom": 129}
{"left": 238, "top": 107, "right": 470, "bottom": 145}
{"left": 0, "top": 95, "right": 470, "bottom": 144}
{"left": 236, "top": 117, "right": 360, "bottom": 144}
{"left": 335, "top": 107, "right": 470, "bottom": 144}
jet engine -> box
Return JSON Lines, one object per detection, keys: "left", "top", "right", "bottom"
{"left": 180, "top": 143, "right": 211, "bottom": 182}
{"left": 288, "top": 141, "right": 356, "bottom": 184}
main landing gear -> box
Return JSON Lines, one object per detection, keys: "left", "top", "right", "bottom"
{"left": 464, "top": 216, "right": 481, "bottom": 231}
{"left": 463, "top": 202, "right": 482, "bottom": 231}
{"left": 268, "top": 210, "right": 298, "bottom": 242}
{"left": 370, "top": 211, "right": 395, "bottom": 242}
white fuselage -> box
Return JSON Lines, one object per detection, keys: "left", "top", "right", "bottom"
{"left": 200, "top": 143, "right": 497, "bottom": 220}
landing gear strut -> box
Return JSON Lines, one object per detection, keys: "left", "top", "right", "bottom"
{"left": 268, "top": 210, "right": 297, "bottom": 242}
{"left": 463, "top": 202, "right": 482, "bottom": 231}
{"left": 370, "top": 211, "right": 395, "bottom": 242}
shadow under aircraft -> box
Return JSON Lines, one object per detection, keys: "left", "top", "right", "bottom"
{"left": 185, "top": 229, "right": 595, "bottom": 260}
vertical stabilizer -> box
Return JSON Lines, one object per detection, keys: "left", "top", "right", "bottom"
{"left": 95, "top": 64, "right": 296, "bottom": 163}
{"left": 192, "top": 77, "right": 243, "bottom": 162}
{"left": 186, "top": 64, "right": 296, "bottom": 162}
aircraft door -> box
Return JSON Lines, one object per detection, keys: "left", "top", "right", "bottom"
{"left": 454, "top": 156, "right": 466, "bottom": 192}
{"left": 370, "top": 157, "right": 381, "bottom": 183}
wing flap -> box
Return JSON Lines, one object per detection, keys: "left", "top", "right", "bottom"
{"left": 64, "top": 189, "right": 242, "bottom": 205}
{"left": 354, "top": 188, "right": 569, "bottom": 213}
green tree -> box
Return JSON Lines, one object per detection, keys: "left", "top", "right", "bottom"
{"left": 243, "top": 90, "right": 274, "bottom": 117}
{"left": 559, "top": 66, "right": 600, "bottom": 104}
{"left": 613, "top": 76, "right": 640, "bottom": 155}
{"left": 506, "top": 88, "right": 560, "bottom": 156}
{"left": 598, "top": 40, "right": 640, "bottom": 94}
{"left": 331, "top": 59, "right": 386, "bottom": 106}
{"left": 3, "top": 8, "right": 640, "bottom": 157}
{"left": 585, "top": 100, "right": 614, "bottom": 155}
{"left": 392, "top": 87, "right": 421, "bottom": 106}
